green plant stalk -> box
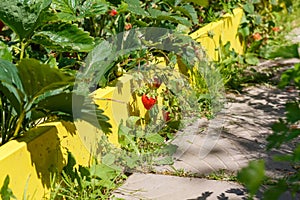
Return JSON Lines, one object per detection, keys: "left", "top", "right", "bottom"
{"left": 12, "top": 110, "right": 25, "bottom": 138}
{"left": 20, "top": 41, "right": 26, "bottom": 60}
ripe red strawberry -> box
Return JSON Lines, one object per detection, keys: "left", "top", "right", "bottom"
{"left": 109, "top": 9, "right": 118, "bottom": 17}
{"left": 141, "top": 94, "right": 157, "bottom": 110}
{"left": 0, "top": 21, "right": 4, "bottom": 32}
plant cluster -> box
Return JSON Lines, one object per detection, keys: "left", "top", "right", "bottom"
{"left": 237, "top": 64, "right": 300, "bottom": 200}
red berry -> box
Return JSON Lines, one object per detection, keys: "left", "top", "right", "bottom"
{"left": 163, "top": 110, "right": 171, "bottom": 122}
{"left": 272, "top": 27, "right": 280, "bottom": 32}
{"left": 151, "top": 77, "right": 162, "bottom": 89}
{"left": 125, "top": 23, "right": 132, "bottom": 30}
{"left": 141, "top": 94, "right": 157, "bottom": 110}
{"left": 253, "top": 32, "right": 262, "bottom": 41}
{"left": 109, "top": 9, "right": 118, "bottom": 17}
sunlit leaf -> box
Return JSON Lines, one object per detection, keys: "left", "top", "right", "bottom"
{"left": 0, "top": 41, "right": 12, "bottom": 62}
{"left": 32, "top": 22, "right": 95, "bottom": 52}
{"left": 237, "top": 160, "right": 265, "bottom": 197}
{"left": 0, "top": 0, "right": 51, "bottom": 40}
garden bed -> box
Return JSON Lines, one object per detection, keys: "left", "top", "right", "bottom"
{"left": 0, "top": 8, "right": 243, "bottom": 199}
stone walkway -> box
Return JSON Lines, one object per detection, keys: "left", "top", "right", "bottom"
{"left": 112, "top": 75, "right": 300, "bottom": 199}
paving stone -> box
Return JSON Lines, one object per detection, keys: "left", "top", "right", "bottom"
{"left": 112, "top": 173, "right": 248, "bottom": 200}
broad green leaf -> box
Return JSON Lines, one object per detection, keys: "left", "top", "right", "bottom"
{"left": 118, "top": 123, "right": 140, "bottom": 154}
{"left": 183, "top": 0, "right": 209, "bottom": 7}
{"left": 0, "top": 59, "right": 24, "bottom": 114}
{"left": 17, "top": 59, "right": 74, "bottom": 100}
{"left": 0, "top": 0, "right": 51, "bottom": 40}
{"left": 182, "top": 5, "right": 198, "bottom": 24}
{"left": 148, "top": 8, "right": 191, "bottom": 27}
{"left": 0, "top": 176, "right": 16, "bottom": 200}
{"left": 145, "top": 133, "right": 165, "bottom": 144}
{"left": 38, "top": 92, "right": 112, "bottom": 134}
{"left": 33, "top": 92, "right": 74, "bottom": 119}
{"left": 0, "top": 60, "right": 22, "bottom": 90}
{"left": 90, "top": 163, "right": 120, "bottom": 180}
{"left": 245, "top": 53, "right": 259, "bottom": 65}
{"left": 154, "top": 156, "right": 174, "bottom": 165}
{"left": 286, "top": 102, "right": 300, "bottom": 123}
{"left": 52, "top": 0, "right": 108, "bottom": 20}
{"left": 32, "top": 22, "right": 95, "bottom": 52}
{"left": 102, "top": 153, "right": 116, "bottom": 166}
{"left": 0, "top": 41, "right": 12, "bottom": 62}
{"left": 126, "top": 116, "right": 141, "bottom": 128}
{"left": 125, "top": 0, "right": 149, "bottom": 16}
{"left": 237, "top": 160, "right": 265, "bottom": 197}
{"left": 77, "top": 40, "right": 115, "bottom": 92}
{"left": 243, "top": 3, "right": 255, "bottom": 14}
{"left": 52, "top": 0, "right": 78, "bottom": 14}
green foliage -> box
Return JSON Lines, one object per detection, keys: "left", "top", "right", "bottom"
{"left": 0, "top": 41, "right": 12, "bottom": 61}
{"left": 50, "top": 152, "right": 123, "bottom": 199}
{"left": 0, "top": 176, "right": 16, "bottom": 200}
{"left": 32, "top": 22, "right": 95, "bottom": 52}
{"left": 0, "top": 0, "right": 51, "bottom": 40}
{"left": 237, "top": 160, "right": 266, "bottom": 198}
{"left": 238, "top": 62, "right": 300, "bottom": 200}
{"left": 262, "top": 44, "right": 300, "bottom": 59}
{"left": 238, "top": 0, "right": 300, "bottom": 60}
{"left": 0, "top": 58, "right": 111, "bottom": 145}
{"left": 278, "top": 63, "right": 300, "bottom": 89}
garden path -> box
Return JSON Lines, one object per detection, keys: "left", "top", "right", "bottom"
{"left": 112, "top": 59, "right": 300, "bottom": 200}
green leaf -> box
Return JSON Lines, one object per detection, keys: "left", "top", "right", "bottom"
{"left": 77, "top": 40, "right": 115, "bottom": 91}
{"left": 118, "top": 123, "right": 140, "bottom": 154}
{"left": 52, "top": 0, "right": 78, "bottom": 15}
{"left": 16, "top": 58, "right": 74, "bottom": 100}
{"left": 0, "top": 0, "right": 51, "bottom": 40}
{"left": 0, "top": 176, "right": 16, "bottom": 200}
{"left": 237, "top": 160, "right": 265, "bottom": 197}
{"left": 0, "top": 59, "right": 24, "bottom": 114}
{"left": 263, "top": 180, "right": 288, "bottom": 200}
{"left": 125, "top": 0, "right": 149, "bottom": 16}
{"left": 183, "top": 0, "right": 209, "bottom": 7}
{"left": 148, "top": 8, "right": 192, "bottom": 27}
{"left": 245, "top": 53, "right": 259, "bottom": 65}
{"left": 266, "top": 44, "right": 299, "bottom": 59}
{"left": 286, "top": 102, "right": 300, "bottom": 123}
{"left": 154, "top": 156, "right": 174, "bottom": 165}
{"left": 126, "top": 116, "right": 141, "bottom": 129}
{"left": 145, "top": 133, "right": 165, "bottom": 144}
{"left": 243, "top": 3, "right": 255, "bottom": 14}
{"left": 62, "top": 152, "right": 77, "bottom": 181}
{"left": 0, "top": 41, "right": 12, "bottom": 62}
{"left": 182, "top": 5, "right": 198, "bottom": 24}
{"left": 90, "top": 163, "right": 120, "bottom": 181}
{"left": 52, "top": 0, "right": 108, "bottom": 20}
{"left": 102, "top": 153, "right": 116, "bottom": 166}
{"left": 32, "top": 22, "right": 95, "bottom": 52}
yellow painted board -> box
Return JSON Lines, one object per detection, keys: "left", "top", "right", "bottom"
{"left": 0, "top": 122, "right": 91, "bottom": 199}
{"left": 190, "top": 8, "right": 244, "bottom": 60}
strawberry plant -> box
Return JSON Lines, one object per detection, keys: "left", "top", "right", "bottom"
{"left": 0, "top": 58, "right": 111, "bottom": 145}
